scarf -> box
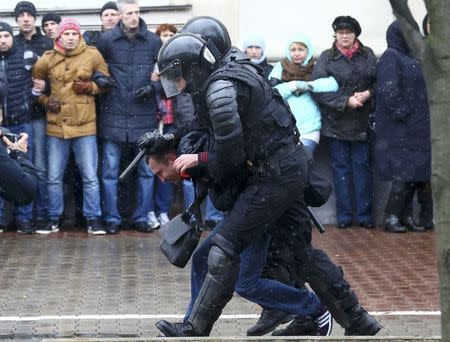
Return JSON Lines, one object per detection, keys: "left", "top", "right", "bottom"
{"left": 335, "top": 40, "right": 361, "bottom": 59}
{"left": 281, "top": 57, "right": 314, "bottom": 82}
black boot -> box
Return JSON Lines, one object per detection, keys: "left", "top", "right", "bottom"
{"left": 187, "top": 244, "right": 239, "bottom": 335}
{"left": 401, "top": 216, "right": 425, "bottom": 232}
{"left": 155, "top": 320, "right": 204, "bottom": 337}
{"left": 345, "top": 307, "right": 382, "bottom": 336}
{"left": 247, "top": 308, "right": 295, "bottom": 336}
{"left": 384, "top": 215, "right": 407, "bottom": 233}
{"left": 272, "top": 306, "right": 333, "bottom": 336}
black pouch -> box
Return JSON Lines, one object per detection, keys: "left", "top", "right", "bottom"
{"left": 159, "top": 182, "right": 208, "bottom": 268}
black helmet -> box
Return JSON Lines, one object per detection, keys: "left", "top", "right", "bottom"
{"left": 181, "top": 16, "right": 232, "bottom": 58}
{"left": 157, "top": 32, "right": 220, "bottom": 97}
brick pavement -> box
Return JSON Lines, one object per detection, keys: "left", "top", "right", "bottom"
{"left": 0, "top": 225, "right": 441, "bottom": 340}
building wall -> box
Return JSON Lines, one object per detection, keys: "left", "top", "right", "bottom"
{"left": 0, "top": 1, "right": 427, "bottom": 52}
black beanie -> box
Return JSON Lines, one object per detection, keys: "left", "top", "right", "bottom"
{"left": 14, "top": 1, "right": 37, "bottom": 19}
{"left": 100, "top": 1, "right": 118, "bottom": 17}
{"left": 41, "top": 11, "right": 61, "bottom": 29}
{"left": 0, "top": 22, "right": 13, "bottom": 36}
{"left": 332, "top": 16, "right": 362, "bottom": 37}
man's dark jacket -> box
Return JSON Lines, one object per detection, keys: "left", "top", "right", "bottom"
{"left": 0, "top": 43, "right": 35, "bottom": 126}
{"left": 96, "top": 19, "right": 162, "bottom": 143}
{"left": 14, "top": 27, "right": 53, "bottom": 119}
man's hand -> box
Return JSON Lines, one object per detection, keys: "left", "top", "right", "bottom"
{"left": 3, "top": 133, "right": 28, "bottom": 153}
{"left": 137, "top": 130, "right": 162, "bottom": 150}
{"left": 137, "top": 130, "right": 176, "bottom": 151}
{"left": 72, "top": 79, "right": 93, "bottom": 95}
{"left": 353, "top": 90, "right": 371, "bottom": 104}
{"left": 347, "top": 95, "right": 364, "bottom": 109}
{"left": 46, "top": 98, "right": 61, "bottom": 113}
{"left": 92, "top": 72, "right": 115, "bottom": 90}
{"left": 173, "top": 154, "right": 199, "bottom": 175}
{"left": 32, "top": 78, "right": 46, "bottom": 95}
{"left": 134, "top": 84, "right": 154, "bottom": 99}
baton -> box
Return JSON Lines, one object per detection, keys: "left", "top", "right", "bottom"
{"left": 308, "top": 207, "right": 325, "bottom": 234}
{"left": 119, "top": 149, "right": 146, "bottom": 181}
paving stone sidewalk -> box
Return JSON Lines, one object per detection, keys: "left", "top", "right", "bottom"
{"left": 0, "top": 226, "right": 441, "bottom": 341}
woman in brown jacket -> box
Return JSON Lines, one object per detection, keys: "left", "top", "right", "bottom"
{"left": 32, "top": 18, "right": 109, "bottom": 235}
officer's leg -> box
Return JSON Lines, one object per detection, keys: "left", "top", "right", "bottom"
{"left": 183, "top": 222, "right": 222, "bottom": 321}
{"left": 295, "top": 244, "right": 381, "bottom": 335}
{"left": 156, "top": 173, "right": 307, "bottom": 336}
{"left": 269, "top": 197, "right": 381, "bottom": 336}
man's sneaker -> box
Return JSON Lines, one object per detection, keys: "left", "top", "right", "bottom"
{"left": 35, "top": 220, "right": 60, "bottom": 235}
{"left": 105, "top": 221, "right": 120, "bottom": 234}
{"left": 16, "top": 221, "right": 35, "bottom": 235}
{"left": 155, "top": 320, "right": 206, "bottom": 337}
{"left": 272, "top": 307, "right": 333, "bottom": 336}
{"left": 247, "top": 308, "right": 295, "bottom": 336}
{"left": 87, "top": 219, "right": 106, "bottom": 235}
{"left": 134, "top": 221, "right": 157, "bottom": 233}
{"left": 157, "top": 212, "right": 169, "bottom": 226}
{"left": 0, "top": 226, "right": 5, "bottom": 233}
{"left": 147, "top": 211, "right": 160, "bottom": 230}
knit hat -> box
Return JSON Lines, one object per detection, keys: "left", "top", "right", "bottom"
{"left": 285, "top": 33, "right": 313, "bottom": 66}
{"left": 14, "top": 1, "right": 37, "bottom": 19}
{"left": 100, "top": 1, "right": 118, "bottom": 17}
{"left": 0, "top": 22, "right": 13, "bottom": 36}
{"left": 332, "top": 16, "right": 361, "bottom": 37}
{"left": 242, "top": 34, "right": 266, "bottom": 52}
{"left": 58, "top": 18, "right": 81, "bottom": 37}
{"left": 41, "top": 11, "right": 61, "bottom": 29}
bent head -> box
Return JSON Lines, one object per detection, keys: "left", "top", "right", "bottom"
{"left": 147, "top": 153, "right": 181, "bottom": 183}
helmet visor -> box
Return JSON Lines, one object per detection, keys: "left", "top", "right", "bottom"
{"left": 159, "top": 59, "right": 186, "bottom": 97}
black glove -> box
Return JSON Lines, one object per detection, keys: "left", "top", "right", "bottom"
{"left": 134, "top": 84, "right": 154, "bottom": 99}
{"left": 137, "top": 129, "right": 176, "bottom": 152}
{"left": 92, "top": 71, "right": 115, "bottom": 90}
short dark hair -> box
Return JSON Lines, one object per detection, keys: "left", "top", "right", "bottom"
{"left": 144, "top": 135, "right": 179, "bottom": 163}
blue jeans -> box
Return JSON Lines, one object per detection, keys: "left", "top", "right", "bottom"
{"left": 328, "top": 138, "right": 372, "bottom": 224}
{"left": 183, "top": 180, "right": 224, "bottom": 222}
{"left": 32, "top": 118, "right": 48, "bottom": 219}
{"left": 184, "top": 221, "right": 321, "bottom": 321}
{"left": 101, "top": 140, "right": 154, "bottom": 224}
{"left": 152, "top": 178, "right": 172, "bottom": 214}
{"left": 47, "top": 135, "right": 101, "bottom": 220}
{"left": 0, "top": 123, "right": 33, "bottom": 224}
{"left": 300, "top": 138, "right": 318, "bottom": 158}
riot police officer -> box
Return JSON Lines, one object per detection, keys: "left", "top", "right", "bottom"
{"left": 155, "top": 19, "right": 381, "bottom": 337}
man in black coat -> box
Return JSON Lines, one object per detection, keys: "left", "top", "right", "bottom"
{"left": 0, "top": 21, "right": 38, "bottom": 234}
{"left": 14, "top": 1, "right": 54, "bottom": 228}
{"left": 96, "top": 0, "right": 162, "bottom": 234}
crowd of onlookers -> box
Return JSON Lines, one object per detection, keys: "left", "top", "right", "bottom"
{"left": 0, "top": 0, "right": 433, "bottom": 235}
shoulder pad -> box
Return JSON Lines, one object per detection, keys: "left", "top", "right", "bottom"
{"left": 206, "top": 80, "right": 236, "bottom": 103}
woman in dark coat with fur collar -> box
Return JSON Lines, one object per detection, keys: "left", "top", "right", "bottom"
{"left": 374, "top": 20, "right": 433, "bottom": 233}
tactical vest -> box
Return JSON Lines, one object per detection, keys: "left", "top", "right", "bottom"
{"left": 205, "top": 59, "right": 298, "bottom": 162}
